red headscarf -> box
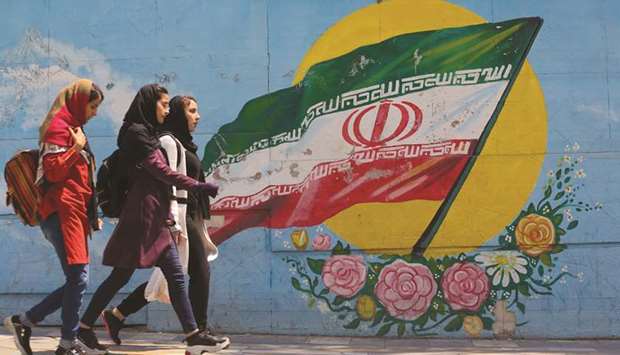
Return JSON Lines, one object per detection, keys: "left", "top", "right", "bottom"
{"left": 39, "top": 79, "right": 93, "bottom": 147}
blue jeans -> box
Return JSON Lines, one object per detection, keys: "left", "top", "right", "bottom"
{"left": 81, "top": 242, "right": 198, "bottom": 333}
{"left": 26, "top": 214, "right": 89, "bottom": 341}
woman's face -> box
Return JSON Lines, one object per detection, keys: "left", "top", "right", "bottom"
{"left": 156, "top": 93, "right": 170, "bottom": 124}
{"left": 185, "top": 100, "right": 200, "bottom": 133}
{"left": 84, "top": 97, "right": 102, "bottom": 122}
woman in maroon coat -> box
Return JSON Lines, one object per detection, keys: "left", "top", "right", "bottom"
{"left": 99, "top": 96, "right": 229, "bottom": 349}
{"left": 77, "top": 84, "right": 225, "bottom": 354}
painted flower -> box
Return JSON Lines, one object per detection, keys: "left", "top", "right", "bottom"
{"left": 356, "top": 294, "right": 376, "bottom": 321}
{"left": 374, "top": 260, "right": 437, "bottom": 320}
{"left": 515, "top": 214, "right": 556, "bottom": 257}
{"left": 475, "top": 251, "right": 528, "bottom": 287}
{"left": 564, "top": 185, "right": 573, "bottom": 193}
{"left": 463, "top": 315, "right": 484, "bottom": 337}
{"left": 290, "top": 229, "right": 309, "bottom": 250}
{"left": 492, "top": 300, "right": 516, "bottom": 338}
{"left": 312, "top": 233, "right": 332, "bottom": 251}
{"left": 441, "top": 262, "right": 490, "bottom": 312}
{"left": 575, "top": 169, "right": 586, "bottom": 178}
{"left": 321, "top": 255, "right": 367, "bottom": 298}
{"left": 562, "top": 155, "right": 571, "bottom": 163}
{"left": 572, "top": 142, "right": 580, "bottom": 152}
{"left": 546, "top": 170, "right": 554, "bottom": 178}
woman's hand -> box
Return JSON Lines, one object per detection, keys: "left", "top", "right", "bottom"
{"left": 193, "top": 182, "right": 219, "bottom": 198}
{"left": 68, "top": 127, "right": 87, "bottom": 151}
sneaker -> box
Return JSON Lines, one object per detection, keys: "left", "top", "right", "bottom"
{"left": 100, "top": 310, "right": 124, "bottom": 345}
{"left": 3, "top": 315, "right": 32, "bottom": 355}
{"left": 77, "top": 327, "right": 108, "bottom": 354}
{"left": 55, "top": 343, "right": 87, "bottom": 355}
{"left": 185, "top": 330, "right": 226, "bottom": 354}
{"left": 204, "top": 326, "right": 231, "bottom": 349}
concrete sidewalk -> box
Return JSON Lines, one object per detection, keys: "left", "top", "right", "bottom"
{"left": 1, "top": 327, "right": 619, "bottom": 354}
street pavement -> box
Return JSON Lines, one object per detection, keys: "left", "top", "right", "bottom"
{"left": 1, "top": 326, "right": 619, "bottom": 354}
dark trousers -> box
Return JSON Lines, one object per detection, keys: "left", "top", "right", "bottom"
{"left": 80, "top": 242, "right": 198, "bottom": 333}
{"left": 27, "top": 214, "right": 89, "bottom": 341}
{"left": 117, "top": 214, "right": 211, "bottom": 328}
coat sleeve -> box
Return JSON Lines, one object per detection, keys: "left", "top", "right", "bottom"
{"left": 42, "top": 147, "right": 82, "bottom": 183}
{"left": 141, "top": 149, "right": 200, "bottom": 191}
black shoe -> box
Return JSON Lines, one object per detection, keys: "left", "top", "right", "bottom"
{"left": 101, "top": 310, "right": 124, "bottom": 345}
{"left": 3, "top": 315, "right": 32, "bottom": 355}
{"left": 185, "top": 330, "right": 228, "bottom": 354}
{"left": 77, "top": 327, "right": 108, "bottom": 354}
{"left": 55, "top": 343, "right": 87, "bottom": 355}
{"left": 204, "top": 326, "right": 231, "bottom": 349}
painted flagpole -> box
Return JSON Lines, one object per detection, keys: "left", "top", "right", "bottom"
{"left": 411, "top": 17, "right": 544, "bottom": 257}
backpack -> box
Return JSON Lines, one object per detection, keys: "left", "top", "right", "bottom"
{"left": 96, "top": 149, "right": 131, "bottom": 218}
{"left": 4, "top": 150, "right": 41, "bottom": 226}
{"left": 96, "top": 135, "right": 182, "bottom": 218}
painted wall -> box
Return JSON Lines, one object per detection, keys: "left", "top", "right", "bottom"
{"left": 0, "top": 0, "right": 619, "bottom": 339}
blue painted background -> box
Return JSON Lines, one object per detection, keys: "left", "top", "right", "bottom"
{"left": 0, "top": 0, "right": 619, "bottom": 338}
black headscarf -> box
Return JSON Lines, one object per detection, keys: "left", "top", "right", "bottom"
{"left": 160, "top": 96, "right": 211, "bottom": 220}
{"left": 117, "top": 84, "right": 165, "bottom": 164}
{"left": 159, "top": 96, "right": 198, "bottom": 153}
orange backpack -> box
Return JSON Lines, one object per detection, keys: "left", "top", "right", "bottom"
{"left": 4, "top": 150, "right": 41, "bottom": 226}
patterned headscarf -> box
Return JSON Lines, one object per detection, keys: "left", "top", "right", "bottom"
{"left": 39, "top": 79, "right": 93, "bottom": 147}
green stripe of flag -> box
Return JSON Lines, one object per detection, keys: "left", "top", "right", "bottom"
{"left": 202, "top": 17, "right": 542, "bottom": 172}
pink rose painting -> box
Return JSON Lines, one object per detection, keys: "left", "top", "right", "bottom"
{"left": 312, "top": 234, "right": 332, "bottom": 251}
{"left": 321, "top": 255, "right": 367, "bottom": 297}
{"left": 374, "top": 260, "right": 437, "bottom": 320}
{"left": 441, "top": 262, "right": 490, "bottom": 312}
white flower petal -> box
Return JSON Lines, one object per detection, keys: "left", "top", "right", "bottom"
{"left": 515, "top": 257, "right": 529, "bottom": 266}
{"left": 502, "top": 273, "right": 510, "bottom": 287}
{"left": 514, "top": 264, "right": 528, "bottom": 274}
{"left": 509, "top": 269, "right": 520, "bottom": 284}
{"left": 487, "top": 265, "right": 501, "bottom": 276}
{"left": 493, "top": 271, "right": 502, "bottom": 286}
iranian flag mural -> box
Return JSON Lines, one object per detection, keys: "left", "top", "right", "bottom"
{"left": 203, "top": 17, "right": 542, "bottom": 254}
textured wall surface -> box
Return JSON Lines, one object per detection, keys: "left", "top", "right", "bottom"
{"left": 0, "top": 0, "right": 619, "bottom": 339}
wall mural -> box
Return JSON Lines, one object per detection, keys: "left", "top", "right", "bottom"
{"left": 284, "top": 148, "right": 599, "bottom": 337}
{"left": 0, "top": 0, "right": 611, "bottom": 338}
{"left": 201, "top": 1, "right": 603, "bottom": 337}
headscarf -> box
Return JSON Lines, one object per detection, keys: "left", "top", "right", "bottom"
{"left": 117, "top": 84, "right": 165, "bottom": 164}
{"left": 37, "top": 79, "right": 99, "bottom": 231}
{"left": 159, "top": 96, "right": 198, "bottom": 153}
{"left": 160, "top": 96, "right": 210, "bottom": 219}
{"left": 39, "top": 79, "right": 92, "bottom": 147}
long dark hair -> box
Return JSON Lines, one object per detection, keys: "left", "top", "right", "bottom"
{"left": 160, "top": 95, "right": 198, "bottom": 153}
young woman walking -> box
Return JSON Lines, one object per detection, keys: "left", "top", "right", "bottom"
{"left": 4, "top": 79, "right": 104, "bottom": 355}
{"left": 100, "top": 96, "right": 229, "bottom": 349}
{"left": 77, "top": 84, "right": 224, "bottom": 354}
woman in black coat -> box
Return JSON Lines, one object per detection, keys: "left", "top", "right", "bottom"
{"left": 100, "top": 96, "right": 229, "bottom": 348}
{"left": 77, "top": 85, "right": 225, "bottom": 354}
